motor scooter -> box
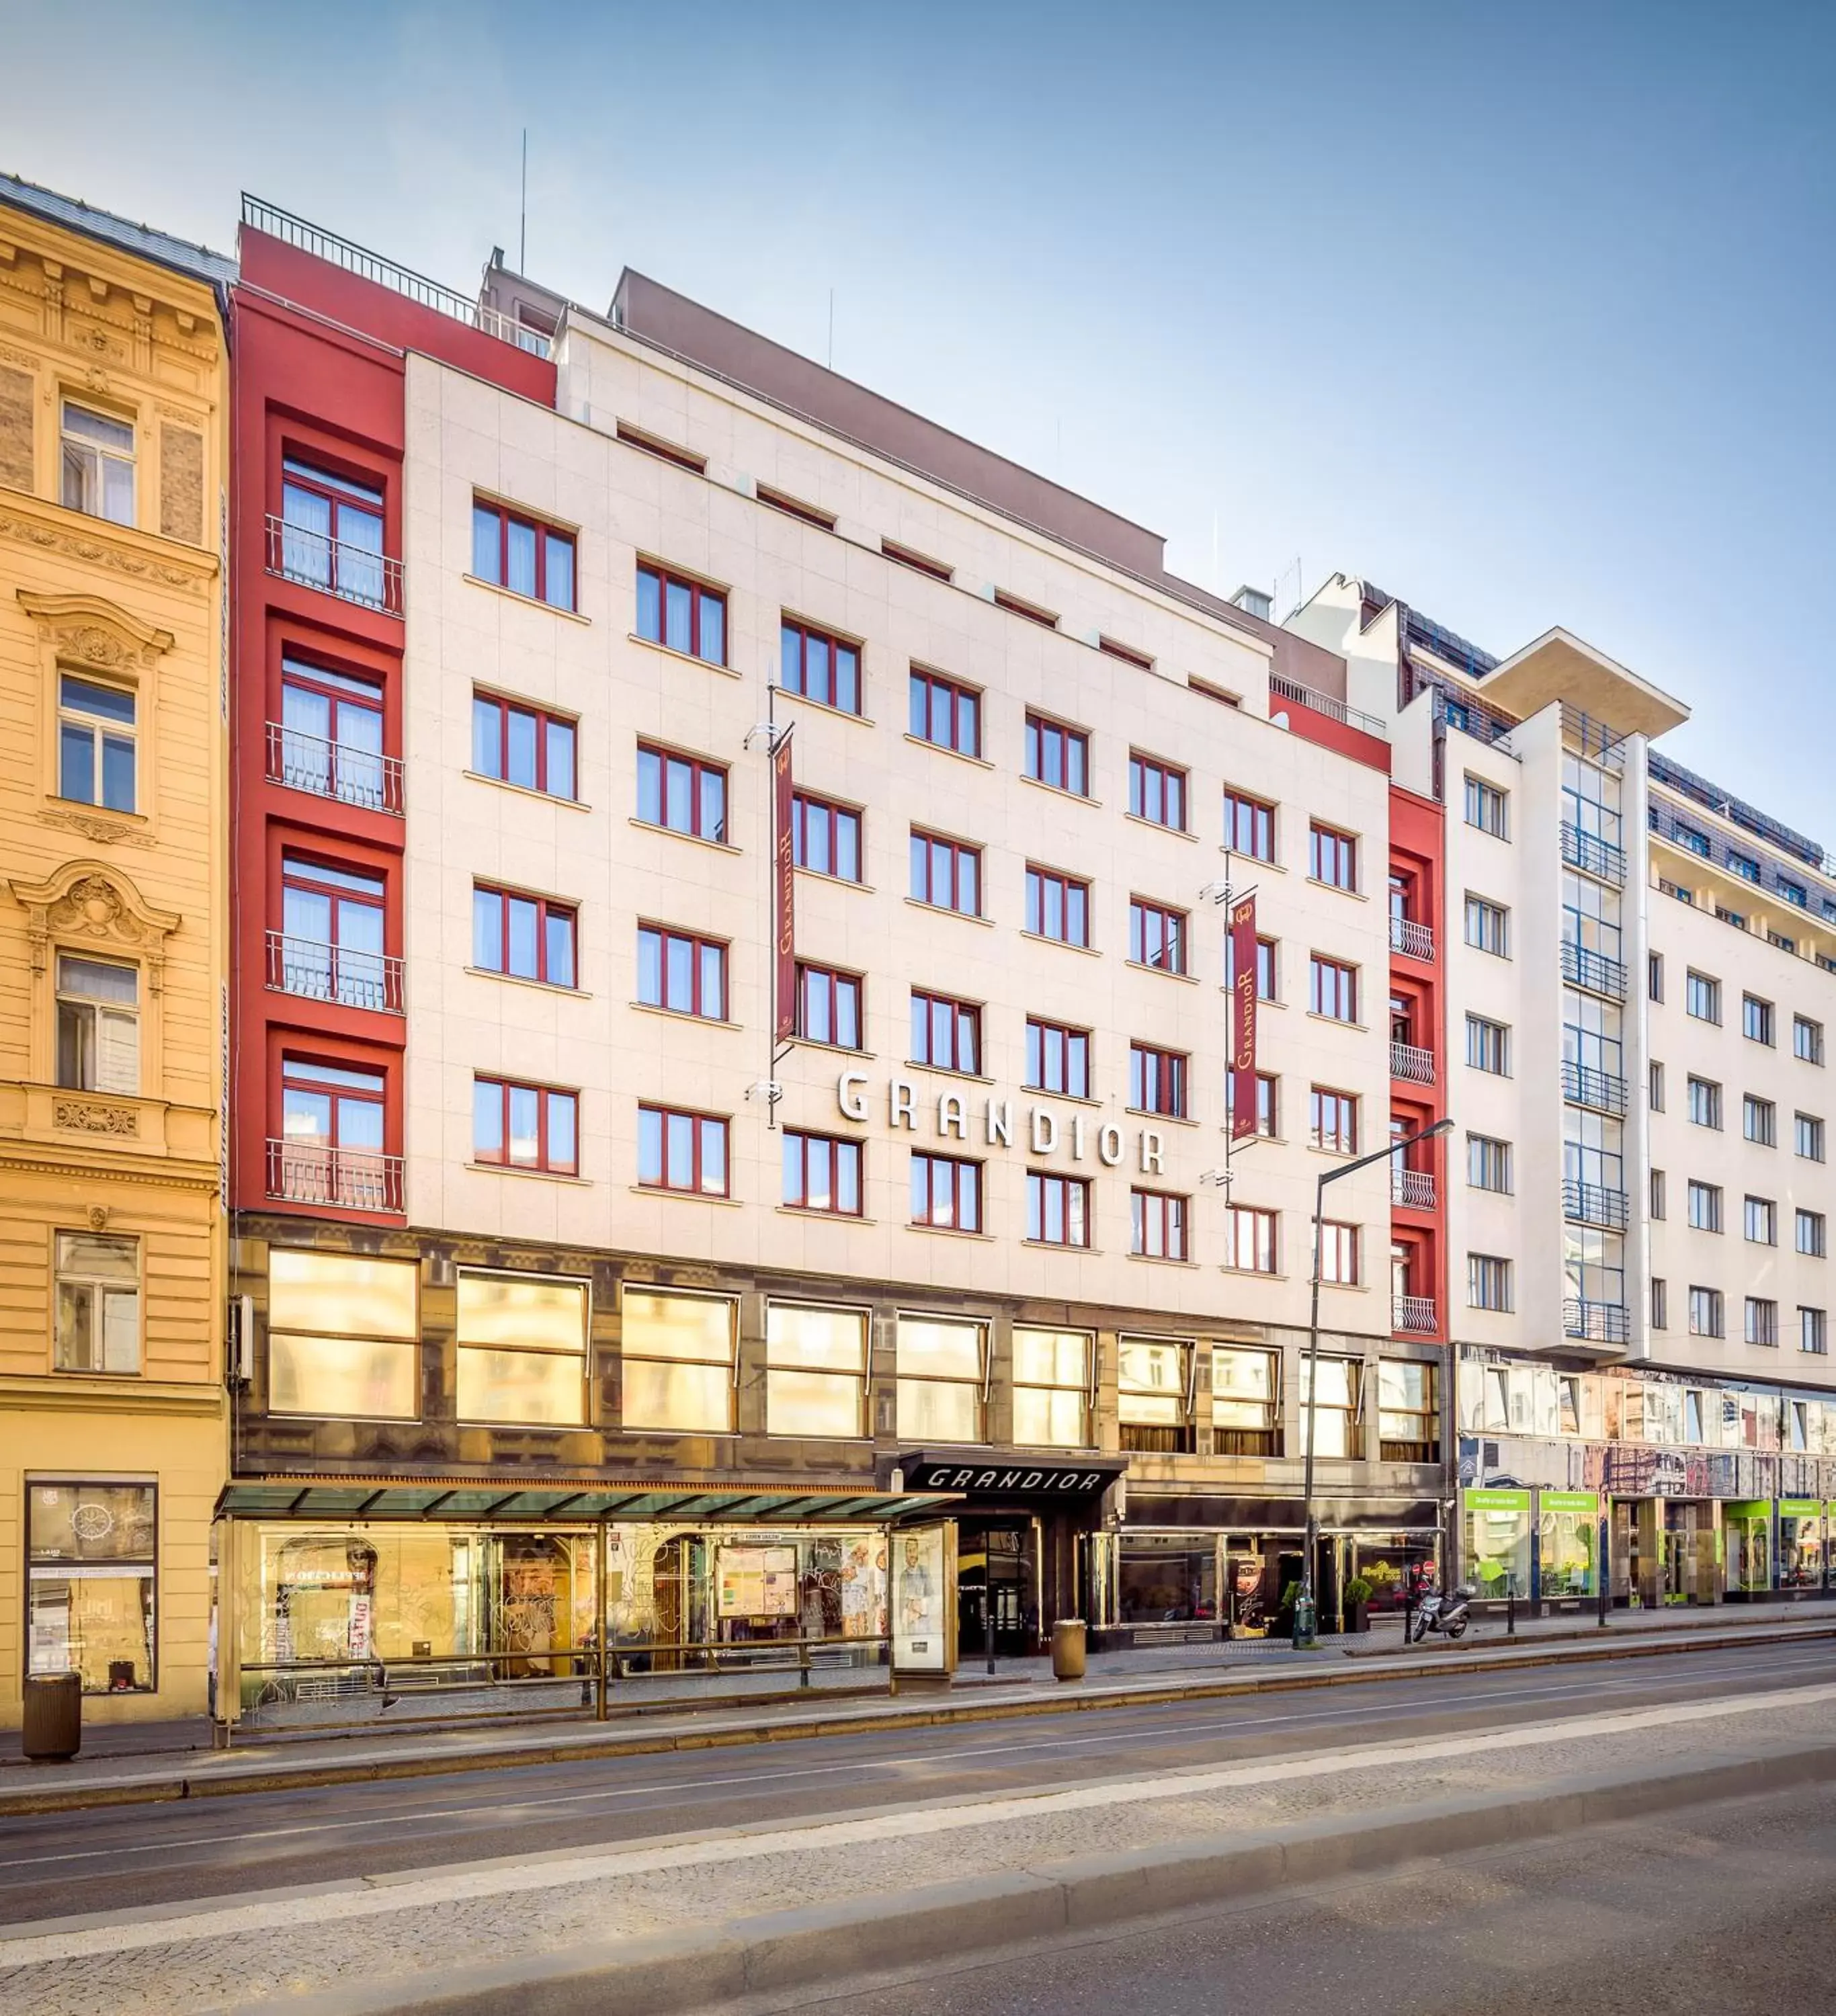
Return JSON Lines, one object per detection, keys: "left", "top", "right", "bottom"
{"left": 1409, "top": 1583, "right": 1474, "bottom": 1642}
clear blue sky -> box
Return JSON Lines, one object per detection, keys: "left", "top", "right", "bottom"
{"left": 8, "top": 1, "right": 1833, "bottom": 836}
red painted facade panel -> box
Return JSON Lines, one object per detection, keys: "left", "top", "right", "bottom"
{"left": 1387, "top": 784, "right": 1447, "bottom": 1343}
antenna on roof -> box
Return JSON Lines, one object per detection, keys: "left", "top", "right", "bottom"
{"left": 519, "top": 129, "right": 528, "bottom": 273}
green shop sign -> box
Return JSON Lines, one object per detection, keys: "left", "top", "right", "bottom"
{"left": 1464, "top": 1488, "right": 1532, "bottom": 1513}
{"left": 1540, "top": 1491, "right": 1599, "bottom": 1517}
{"left": 1780, "top": 1501, "right": 1823, "bottom": 1521}
{"left": 1722, "top": 1501, "right": 1771, "bottom": 1519}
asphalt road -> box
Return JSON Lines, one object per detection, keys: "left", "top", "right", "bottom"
{"left": 781, "top": 1775, "right": 1836, "bottom": 2016}
{"left": 1, "top": 1638, "right": 1831, "bottom": 1929}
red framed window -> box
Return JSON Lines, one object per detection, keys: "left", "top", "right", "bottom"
{"left": 792, "top": 790, "right": 863, "bottom": 882}
{"left": 1025, "top": 712, "right": 1089, "bottom": 796}
{"left": 1225, "top": 790, "right": 1276, "bottom": 862}
{"left": 1228, "top": 1070, "right": 1279, "bottom": 1139}
{"left": 995, "top": 589, "right": 1058, "bottom": 629}
{"left": 472, "top": 498, "right": 576, "bottom": 611}
{"left": 1310, "top": 822, "right": 1359, "bottom": 892}
{"left": 472, "top": 690, "right": 577, "bottom": 800}
{"left": 782, "top": 1130, "right": 863, "bottom": 1215}
{"left": 882, "top": 538, "right": 954, "bottom": 582}
{"left": 911, "top": 1151, "right": 982, "bottom": 1231}
{"left": 279, "top": 457, "right": 389, "bottom": 607}
{"left": 1310, "top": 1087, "right": 1359, "bottom": 1154}
{"left": 1100, "top": 635, "right": 1155, "bottom": 671}
{"left": 473, "top": 1077, "right": 579, "bottom": 1174}
{"left": 1129, "top": 751, "right": 1187, "bottom": 831}
{"left": 1028, "top": 1171, "right": 1090, "bottom": 1248}
{"left": 637, "top": 1104, "right": 729, "bottom": 1195}
{"left": 909, "top": 667, "right": 981, "bottom": 757}
{"left": 273, "top": 1052, "right": 396, "bottom": 1211}
{"left": 637, "top": 924, "right": 727, "bottom": 1019}
{"left": 1225, "top": 931, "right": 1279, "bottom": 1001}
{"left": 472, "top": 884, "right": 577, "bottom": 987}
{"left": 1026, "top": 1017, "right": 1090, "bottom": 1098}
{"left": 1132, "top": 1188, "right": 1188, "bottom": 1260}
{"left": 278, "top": 851, "right": 393, "bottom": 1011}
{"left": 1319, "top": 1219, "right": 1360, "bottom": 1284}
{"left": 1225, "top": 1204, "right": 1278, "bottom": 1274}
{"left": 615, "top": 421, "right": 706, "bottom": 474}
{"left": 758, "top": 485, "right": 837, "bottom": 531}
{"left": 796, "top": 963, "right": 863, "bottom": 1049}
{"left": 277, "top": 655, "right": 391, "bottom": 810}
{"left": 636, "top": 742, "right": 728, "bottom": 841}
{"left": 910, "top": 829, "right": 981, "bottom": 915}
{"left": 637, "top": 562, "right": 726, "bottom": 666}
{"left": 1130, "top": 898, "right": 1188, "bottom": 974}
{"left": 1130, "top": 1042, "right": 1188, "bottom": 1118}
{"left": 1026, "top": 864, "right": 1091, "bottom": 946}
{"left": 780, "top": 617, "right": 862, "bottom": 714}
{"left": 911, "top": 989, "right": 981, "bottom": 1074}
{"left": 1310, "top": 955, "right": 1358, "bottom": 1023}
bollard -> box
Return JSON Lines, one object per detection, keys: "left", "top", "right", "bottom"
{"left": 1507, "top": 1587, "right": 1516, "bottom": 1636}
{"left": 1403, "top": 1593, "right": 1415, "bottom": 1646}
{"left": 985, "top": 1591, "right": 996, "bottom": 1676}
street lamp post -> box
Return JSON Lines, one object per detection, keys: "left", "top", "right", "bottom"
{"left": 1294, "top": 1114, "right": 1455, "bottom": 1649}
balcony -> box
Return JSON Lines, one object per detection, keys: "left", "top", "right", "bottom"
{"left": 1388, "top": 915, "right": 1435, "bottom": 961}
{"left": 266, "top": 1138, "right": 403, "bottom": 1213}
{"left": 1392, "top": 1166, "right": 1437, "bottom": 1210}
{"left": 1560, "top": 939, "right": 1627, "bottom": 1001}
{"left": 1392, "top": 1294, "right": 1437, "bottom": 1335}
{"left": 266, "top": 513, "right": 403, "bottom": 616}
{"left": 266, "top": 722, "right": 403, "bottom": 815}
{"left": 265, "top": 931, "right": 404, "bottom": 1014}
{"left": 1560, "top": 821, "right": 1627, "bottom": 887}
{"left": 1561, "top": 1060, "right": 1629, "bottom": 1116}
{"left": 1564, "top": 1298, "right": 1630, "bottom": 1347}
{"left": 1562, "top": 1179, "right": 1630, "bottom": 1231}
{"left": 1269, "top": 671, "right": 1387, "bottom": 740}
{"left": 1390, "top": 1040, "right": 1435, "bottom": 1085}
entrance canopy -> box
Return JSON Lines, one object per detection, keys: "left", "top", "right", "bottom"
{"left": 215, "top": 1477, "right": 958, "bottom": 1524}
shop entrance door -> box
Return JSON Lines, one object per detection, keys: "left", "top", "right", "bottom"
{"left": 956, "top": 1521, "right": 1036, "bottom": 1656}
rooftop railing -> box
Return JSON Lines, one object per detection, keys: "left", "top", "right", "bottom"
{"left": 1269, "top": 671, "right": 1388, "bottom": 741}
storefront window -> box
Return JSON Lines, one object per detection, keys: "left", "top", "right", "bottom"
{"left": 1212, "top": 1346, "right": 1279, "bottom": 1456}
{"left": 28, "top": 1480, "right": 157, "bottom": 1692}
{"left": 1119, "top": 1337, "right": 1191, "bottom": 1453}
{"left": 1780, "top": 1503, "right": 1825, "bottom": 1589}
{"left": 1118, "top": 1534, "right": 1216, "bottom": 1624}
{"left": 1298, "top": 1355, "right": 1360, "bottom": 1458}
{"left": 456, "top": 1270, "right": 589, "bottom": 1425}
{"left": 1349, "top": 1534, "right": 1439, "bottom": 1611}
{"left": 1377, "top": 1359, "right": 1437, "bottom": 1462}
{"left": 267, "top": 1247, "right": 419, "bottom": 1419}
{"left": 606, "top": 1524, "right": 889, "bottom": 1650}
{"left": 1463, "top": 1488, "right": 1532, "bottom": 1598}
{"left": 1724, "top": 1503, "right": 1773, "bottom": 1594}
{"left": 766, "top": 1303, "right": 868, "bottom": 1437}
{"left": 1011, "top": 1327, "right": 1091, "bottom": 1447}
{"left": 1538, "top": 1491, "right": 1599, "bottom": 1597}
{"left": 621, "top": 1290, "right": 735, "bottom": 1433}
{"left": 896, "top": 1316, "right": 985, "bottom": 1442}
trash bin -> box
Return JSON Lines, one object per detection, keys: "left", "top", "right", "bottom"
{"left": 22, "top": 1672, "right": 81, "bottom": 1763}
{"left": 1050, "top": 1618, "right": 1087, "bottom": 1682}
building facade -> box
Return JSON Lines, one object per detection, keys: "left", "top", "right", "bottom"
{"left": 0, "top": 175, "right": 232, "bottom": 1723}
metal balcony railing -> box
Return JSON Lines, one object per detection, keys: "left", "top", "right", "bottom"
{"left": 266, "top": 513, "right": 403, "bottom": 616}
{"left": 1392, "top": 1294, "right": 1437, "bottom": 1335}
{"left": 1560, "top": 703, "right": 1628, "bottom": 771}
{"left": 1392, "top": 1167, "right": 1436, "bottom": 1210}
{"left": 1560, "top": 939, "right": 1628, "bottom": 1001}
{"left": 1563, "top": 1179, "right": 1630, "bottom": 1231}
{"left": 265, "top": 931, "right": 404, "bottom": 1013}
{"left": 1562, "top": 1060, "right": 1629, "bottom": 1116}
{"left": 1560, "top": 821, "right": 1627, "bottom": 887}
{"left": 1390, "top": 1040, "right": 1435, "bottom": 1085}
{"left": 1388, "top": 915, "right": 1435, "bottom": 961}
{"left": 266, "top": 1138, "right": 403, "bottom": 1213}
{"left": 265, "top": 722, "right": 403, "bottom": 815}
{"left": 1564, "top": 1298, "right": 1630, "bottom": 1346}
{"left": 1269, "top": 671, "right": 1388, "bottom": 740}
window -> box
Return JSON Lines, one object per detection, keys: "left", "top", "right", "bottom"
{"left": 1798, "top": 1209, "right": 1826, "bottom": 1258}
{"left": 910, "top": 1152, "right": 982, "bottom": 1231}
{"left": 1468, "top": 1254, "right": 1513, "bottom": 1312}
{"left": 1319, "top": 1220, "right": 1360, "bottom": 1285}
{"left": 896, "top": 1315, "right": 985, "bottom": 1440}
{"left": 1132, "top": 1188, "right": 1189, "bottom": 1260}
{"left": 636, "top": 562, "right": 726, "bottom": 665}
{"left": 1310, "top": 824, "right": 1358, "bottom": 892}
{"left": 1782, "top": 880, "right": 1808, "bottom": 909}
{"left": 796, "top": 963, "right": 863, "bottom": 1050}
{"left": 53, "top": 1232, "right": 140, "bottom": 1374}
{"left": 1024, "top": 712, "right": 1089, "bottom": 796}
{"left": 1689, "top": 1286, "right": 1724, "bottom": 1338}
{"left": 61, "top": 401, "right": 135, "bottom": 524}
{"left": 782, "top": 1130, "right": 864, "bottom": 1216}
{"left": 1224, "top": 790, "right": 1276, "bottom": 862}
{"left": 615, "top": 419, "right": 704, "bottom": 472}
{"left": 1130, "top": 898, "right": 1189, "bottom": 974}
{"left": 1649, "top": 1062, "right": 1665, "bottom": 1111}
{"left": 792, "top": 790, "right": 864, "bottom": 882}
{"left": 278, "top": 657, "right": 388, "bottom": 809}
{"left": 1746, "top": 1298, "right": 1779, "bottom": 1347}
{"left": 1378, "top": 1360, "right": 1438, "bottom": 1462}
{"left": 621, "top": 1289, "right": 735, "bottom": 1433}
{"left": 1466, "top": 1014, "right": 1509, "bottom": 1074}
{"left": 1796, "top": 1015, "right": 1825, "bottom": 1065}
{"left": 1464, "top": 774, "right": 1508, "bottom": 837}
{"left": 1744, "top": 994, "right": 1775, "bottom": 1046}
{"left": 1745, "top": 1095, "right": 1777, "bottom": 1146}
{"left": 910, "top": 829, "right": 981, "bottom": 915}
{"left": 1468, "top": 1134, "right": 1513, "bottom": 1193}
{"left": 1798, "top": 1113, "right": 1827, "bottom": 1163}
{"left": 636, "top": 1105, "right": 729, "bottom": 1195}
{"left": 1745, "top": 1195, "right": 1778, "bottom": 1246}
{"left": 1464, "top": 895, "right": 1509, "bottom": 956}
{"left": 1100, "top": 634, "right": 1155, "bottom": 671}
{"left": 766, "top": 1303, "right": 868, "bottom": 1438}
{"left": 1026, "top": 1017, "right": 1090, "bottom": 1098}
{"left": 1013, "top": 1328, "right": 1092, "bottom": 1447}
{"left": 279, "top": 853, "right": 390, "bottom": 1010}
{"left": 56, "top": 956, "right": 138, "bottom": 1093}
{"left": 1730, "top": 852, "right": 1759, "bottom": 884}
{"left": 1685, "top": 972, "right": 1721, "bottom": 1024}
{"left": 274, "top": 1056, "right": 392, "bottom": 1211}
{"left": 1129, "top": 752, "right": 1187, "bottom": 831}
{"left": 1651, "top": 1279, "right": 1669, "bottom": 1331}
{"left": 1803, "top": 1307, "right": 1829, "bottom": 1355}
{"left": 472, "top": 498, "right": 575, "bottom": 611}
{"left": 1298, "top": 1356, "right": 1361, "bottom": 1458}
{"left": 267, "top": 1248, "right": 417, "bottom": 1417}
{"left": 1311, "top": 956, "right": 1359, "bottom": 1023}
{"left": 781, "top": 617, "right": 862, "bottom": 714}
{"left": 28, "top": 1481, "right": 156, "bottom": 1693}
{"left": 57, "top": 673, "right": 136, "bottom": 812}
{"left": 472, "top": 1077, "right": 578, "bottom": 1174}
{"left": 1212, "top": 1347, "right": 1279, "bottom": 1456}
{"left": 909, "top": 667, "right": 980, "bottom": 757}
{"left": 1688, "top": 1181, "right": 1723, "bottom": 1233}
{"left": 1310, "top": 1087, "right": 1358, "bottom": 1154}
{"left": 636, "top": 741, "right": 726, "bottom": 841}
{"left": 1226, "top": 1070, "right": 1278, "bottom": 1139}
{"left": 1687, "top": 1076, "right": 1722, "bottom": 1129}
{"left": 757, "top": 484, "right": 835, "bottom": 531}
{"left": 1648, "top": 952, "right": 1665, "bottom": 1001}
{"left": 472, "top": 885, "right": 577, "bottom": 987}
{"left": 1677, "top": 825, "right": 1710, "bottom": 858}
{"left": 1130, "top": 1042, "right": 1188, "bottom": 1118}
{"left": 1224, "top": 1204, "right": 1278, "bottom": 1274}
{"left": 1028, "top": 1170, "right": 1090, "bottom": 1247}
{"left": 636, "top": 923, "right": 729, "bottom": 1024}
{"left": 1118, "top": 1337, "right": 1191, "bottom": 1452}
{"left": 995, "top": 588, "right": 1059, "bottom": 629}
{"left": 1026, "top": 864, "right": 1091, "bottom": 946}
{"left": 1651, "top": 1169, "right": 1667, "bottom": 1220}
{"left": 468, "top": 693, "right": 576, "bottom": 800}
{"left": 911, "top": 989, "right": 981, "bottom": 1074}
{"left": 1224, "top": 930, "right": 1278, "bottom": 1001}
{"left": 456, "top": 1271, "right": 588, "bottom": 1426}
{"left": 280, "top": 458, "right": 388, "bottom": 605}
{"left": 882, "top": 538, "right": 954, "bottom": 583}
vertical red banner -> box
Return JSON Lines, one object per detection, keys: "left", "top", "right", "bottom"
{"left": 1228, "top": 894, "right": 1259, "bottom": 1141}
{"left": 773, "top": 729, "right": 796, "bottom": 1041}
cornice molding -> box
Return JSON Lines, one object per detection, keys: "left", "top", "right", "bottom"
{"left": 0, "top": 489, "right": 217, "bottom": 592}
{"left": 0, "top": 1374, "right": 225, "bottom": 1419}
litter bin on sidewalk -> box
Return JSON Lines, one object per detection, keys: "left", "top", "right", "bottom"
{"left": 22, "top": 1671, "right": 81, "bottom": 1763}
{"left": 1050, "top": 1618, "right": 1087, "bottom": 1682}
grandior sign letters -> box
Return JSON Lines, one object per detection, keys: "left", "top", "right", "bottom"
{"left": 835, "top": 1073, "right": 1167, "bottom": 1173}
{"left": 913, "top": 1463, "right": 1114, "bottom": 1495}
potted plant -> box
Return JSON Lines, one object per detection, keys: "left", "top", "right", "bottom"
{"left": 1277, "top": 1577, "right": 1301, "bottom": 1639}
{"left": 1343, "top": 1576, "right": 1374, "bottom": 1633}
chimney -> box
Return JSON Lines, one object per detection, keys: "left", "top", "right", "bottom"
{"left": 1228, "top": 584, "right": 1272, "bottom": 622}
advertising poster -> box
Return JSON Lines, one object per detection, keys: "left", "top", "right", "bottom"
{"left": 717, "top": 1546, "right": 765, "bottom": 1617}
{"left": 892, "top": 1526, "right": 946, "bottom": 1671}
{"left": 1227, "top": 894, "right": 1259, "bottom": 1141}
{"left": 761, "top": 1546, "right": 798, "bottom": 1618}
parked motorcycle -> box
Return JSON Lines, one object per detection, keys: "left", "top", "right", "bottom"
{"left": 1409, "top": 1584, "right": 1475, "bottom": 1642}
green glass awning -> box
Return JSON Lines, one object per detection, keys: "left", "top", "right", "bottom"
{"left": 214, "top": 1478, "right": 959, "bottom": 1525}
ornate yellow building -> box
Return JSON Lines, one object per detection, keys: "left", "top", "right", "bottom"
{"left": 0, "top": 175, "right": 231, "bottom": 1724}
